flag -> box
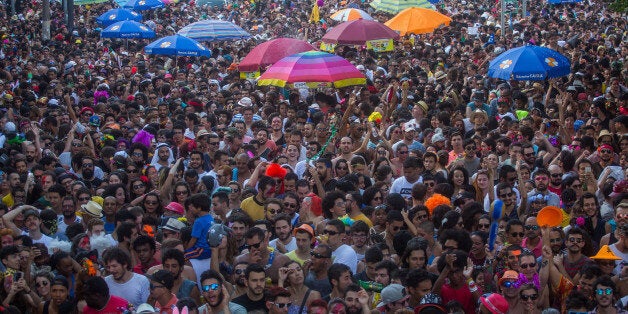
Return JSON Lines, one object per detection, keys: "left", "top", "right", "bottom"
{"left": 310, "top": 2, "right": 319, "bottom": 24}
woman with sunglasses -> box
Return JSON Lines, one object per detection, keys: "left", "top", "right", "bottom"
{"left": 32, "top": 271, "right": 53, "bottom": 303}
{"left": 37, "top": 275, "right": 77, "bottom": 314}
{"left": 278, "top": 260, "right": 321, "bottom": 314}
{"left": 516, "top": 283, "right": 541, "bottom": 314}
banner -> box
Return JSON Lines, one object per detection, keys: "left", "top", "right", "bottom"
{"left": 320, "top": 42, "right": 336, "bottom": 52}
{"left": 240, "top": 71, "right": 260, "bottom": 79}
{"left": 366, "top": 38, "right": 394, "bottom": 52}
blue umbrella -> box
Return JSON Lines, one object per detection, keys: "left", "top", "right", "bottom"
{"left": 101, "top": 21, "right": 156, "bottom": 39}
{"left": 488, "top": 45, "right": 571, "bottom": 81}
{"left": 96, "top": 8, "right": 142, "bottom": 26}
{"left": 123, "top": 0, "right": 164, "bottom": 10}
{"left": 144, "top": 35, "right": 212, "bottom": 57}
{"left": 177, "top": 20, "right": 251, "bottom": 42}
{"left": 548, "top": 0, "right": 581, "bottom": 4}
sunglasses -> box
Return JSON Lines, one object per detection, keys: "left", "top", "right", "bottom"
{"left": 499, "top": 192, "right": 514, "bottom": 198}
{"left": 176, "top": 190, "right": 188, "bottom": 195}
{"left": 133, "top": 184, "right": 144, "bottom": 189}
{"left": 596, "top": 288, "right": 613, "bottom": 295}
{"left": 511, "top": 232, "right": 525, "bottom": 238}
{"left": 524, "top": 225, "right": 539, "bottom": 231}
{"left": 478, "top": 223, "right": 490, "bottom": 229}
{"left": 246, "top": 241, "right": 263, "bottom": 249}
{"left": 520, "top": 294, "right": 538, "bottom": 301}
{"left": 144, "top": 201, "right": 158, "bottom": 205}
{"left": 273, "top": 302, "right": 292, "bottom": 309}
{"left": 597, "top": 260, "right": 616, "bottom": 267}
{"left": 520, "top": 262, "right": 536, "bottom": 269}
{"left": 202, "top": 283, "right": 220, "bottom": 292}
{"left": 310, "top": 251, "right": 331, "bottom": 259}
{"left": 234, "top": 269, "right": 245, "bottom": 275}
{"left": 36, "top": 281, "right": 49, "bottom": 288}
{"left": 501, "top": 281, "right": 517, "bottom": 288}
{"left": 600, "top": 149, "right": 612, "bottom": 154}
{"left": 323, "top": 230, "right": 339, "bottom": 236}
{"left": 568, "top": 237, "right": 583, "bottom": 243}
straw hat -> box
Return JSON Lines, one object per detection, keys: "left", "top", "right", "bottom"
{"left": 590, "top": 245, "right": 622, "bottom": 260}
{"left": 81, "top": 201, "right": 103, "bottom": 218}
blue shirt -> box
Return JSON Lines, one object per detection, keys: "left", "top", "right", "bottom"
{"left": 191, "top": 214, "right": 214, "bottom": 252}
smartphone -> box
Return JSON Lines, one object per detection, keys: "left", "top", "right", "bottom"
{"left": 13, "top": 271, "right": 23, "bottom": 282}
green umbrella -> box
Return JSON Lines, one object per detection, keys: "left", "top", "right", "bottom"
{"left": 370, "top": 0, "right": 434, "bottom": 14}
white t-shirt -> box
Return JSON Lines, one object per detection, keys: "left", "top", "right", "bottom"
{"left": 269, "top": 237, "right": 297, "bottom": 252}
{"left": 390, "top": 176, "right": 422, "bottom": 199}
{"left": 21, "top": 231, "right": 53, "bottom": 246}
{"left": 332, "top": 244, "right": 358, "bottom": 274}
{"left": 105, "top": 272, "right": 150, "bottom": 308}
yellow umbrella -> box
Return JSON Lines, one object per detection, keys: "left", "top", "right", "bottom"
{"left": 384, "top": 7, "right": 452, "bottom": 36}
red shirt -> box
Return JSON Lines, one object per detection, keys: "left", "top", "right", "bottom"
{"left": 83, "top": 295, "right": 130, "bottom": 314}
{"left": 441, "top": 284, "right": 475, "bottom": 314}
{"left": 133, "top": 259, "right": 160, "bottom": 275}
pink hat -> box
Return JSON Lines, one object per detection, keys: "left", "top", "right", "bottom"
{"left": 165, "top": 202, "right": 184, "bottom": 215}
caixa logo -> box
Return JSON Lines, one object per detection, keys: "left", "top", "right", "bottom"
{"left": 515, "top": 73, "right": 544, "bottom": 79}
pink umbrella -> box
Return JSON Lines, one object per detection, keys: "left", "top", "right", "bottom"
{"left": 257, "top": 51, "right": 366, "bottom": 89}
{"left": 321, "top": 19, "right": 399, "bottom": 45}
{"left": 238, "top": 38, "right": 316, "bottom": 72}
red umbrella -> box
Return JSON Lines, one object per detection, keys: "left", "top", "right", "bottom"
{"left": 321, "top": 19, "right": 399, "bottom": 45}
{"left": 238, "top": 38, "right": 316, "bottom": 72}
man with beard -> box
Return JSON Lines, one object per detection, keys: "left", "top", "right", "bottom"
{"left": 269, "top": 214, "right": 296, "bottom": 254}
{"left": 392, "top": 121, "right": 424, "bottom": 153}
{"left": 241, "top": 176, "right": 276, "bottom": 221}
{"left": 333, "top": 137, "right": 358, "bottom": 167}
{"left": 295, "top": 142, "right": 320, "bottom": 180}
{"left": 57, "top": 196, "right": 81, "bottom": 236}
{"left": 325, "top": 219, "right": 358, "bottom": 274}
{"left": 496, "top": 137, "right": 512, "bottom": 163}
{"left": 547, "top": 164, "right": 564, "bottom": 196}
{"left": 304, "top": 244, "right": 333, "bottom": 298}
{"left": 593, "top": 144, "right": 620, "bottom": 175}
{"left": 522, "top": 217, "right": 542, "bottom": 258}
{"left": 231, "top": 262, "right": 249, "bottom": 297}
{"left": 24, "top": 142, "right": 40, "bottom": 169}
{"left": 265, "top": 286, "right": 292, "bottom": 314}
{"left": 3, "top": 205, "right": 53, "bottom": 246}
{"left": 103, "top": 247, "right": 150, "bottom": 308}
{"left": 210, "top": 191, "right": 230, "bottom": 222}
{"left": 186, "top": 150, "right": 211, "bottom": 179}
{"left": 520, "top": 143, "right": 538, "bottom": 170}
{"left": 310, "top": 158, "right": 336, "bottom": 195}
{"left": 228, "top": 212, "right": 253, "bottom": 253}
{"left": 344, "top": 284, "right": 371, "bottom": 314}
{"left": 232, "top": 264, "right": 268, "bottom": 312}
{"left": 75, "top": 155, "right": 102, "bottom": 188}
{"left": 235, "top": 227, "right": 290, "bottom": 285}
{"left": 560, "top": 228, "right": 592, "bottom": 280}
{"left": 199, "top": 269, "right": 246, "bottom": 314}
{"left": 589, "top": 276, "right": 624, "bottom": 314}
{"left": 151, "top": 143, "right": 173, "bottom": 172}
{"left": 527, "top": 169, "right": 560, "bottom": 207}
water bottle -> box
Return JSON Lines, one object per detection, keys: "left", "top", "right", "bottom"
{"left": 359, "top": 280, "right": 383, "bottom": 292}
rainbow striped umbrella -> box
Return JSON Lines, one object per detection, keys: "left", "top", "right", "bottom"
{"left": 178, "top": 20, "right": 251, "bottom": 42}
{"left": 330, "top": 8, "right": 374, "bottom": 21}
{"left": 257, "top": 51, "right": 366, "bottom": 89}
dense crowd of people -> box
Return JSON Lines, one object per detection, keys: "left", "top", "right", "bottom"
{"left": 0, "top": 0, "right": 626, "bottom": 312}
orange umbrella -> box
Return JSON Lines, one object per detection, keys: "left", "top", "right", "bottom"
{"left": 384, "top": 7, "right": 452, "bottom": 36}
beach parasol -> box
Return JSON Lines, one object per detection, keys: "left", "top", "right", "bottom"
{"left": 100, "top": 21, "right": 156, "bottom": 39}
{"left": 96, "top": 8, "right": 142, "bottom": 27}
{"left": 384, "top": 7, "right": 452, "bottom": 35}
{"left": 238, "top": 38, "right": 316, "bottom": 73}
{"left": 144, "top": 35, "right": 212, "bottom": 57}
{"left": 177, "top": 20, "right": 251, "bottom": 42}
{"left": 123, "top": 0, "right": 165, "bottom": 10}
{"left": 257, "top": 51, "right": 366, "bottom": 89}
{"left": 370, "top": 0, "right": 434, "bottom": 14}
{"left": 330, "top": 8, "right": 374, "bottom": 21}
{"left": 488, "top": 45, "right": 571, "bottom": 81}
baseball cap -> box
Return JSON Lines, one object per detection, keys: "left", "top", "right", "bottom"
{"left": 480, "top": 293, "right": 509, "bottom": 314}
{"left": 498, "top": 270, "right": 519, "bottom": 286}
{"left": 294, "top": 224, "right": 315, "bottom": 244}
{"left": 136, "top": 303, "right": 156, "bottom": 314}
{"left": 376, "top": 284, "right": 406, "bottom": 308}
{"left": 23, "top": 209, "right": 40, "bottom": 219}
{"left": 148, "top": 270, "right": 174, "bottom": 290}
{"left": 164, "top": 202, "right": 184, "bottom": 215}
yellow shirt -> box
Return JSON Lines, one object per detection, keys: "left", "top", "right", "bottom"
{"left": 285, "top": 250, "right": 306, "bottom": 266}
{"left": 240, "top": 196, "right": 265, "bottom": 221}
{"left": 349, "top": 213, "right": 373, "bottom": 228}
{"left": 2, "top": 193, "right": 13, "bottom": 208}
